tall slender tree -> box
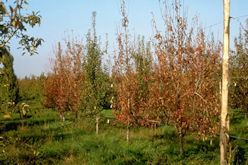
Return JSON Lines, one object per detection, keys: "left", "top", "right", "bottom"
{"left": 0, "top": 48, "right": 19, "bottom": 111}
{"left": 82, "top": 12, "right": 110, "bottom": 134}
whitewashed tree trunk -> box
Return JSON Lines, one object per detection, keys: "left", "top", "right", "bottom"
{"left": 60, "top": 113, "right": 65, "bottom": 122}
{"left": 96, "top": 115, "right": 100, "bottom": 135}
{"left": 126, "top": 97, "right": 130, "bottom": 143}
{"left": 126, "top": 117, "right": 129, "bottom": 143}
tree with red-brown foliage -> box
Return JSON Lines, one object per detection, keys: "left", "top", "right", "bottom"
{"left": 44, "top": 41, "right": 84, "bottom": 121}
{"left": 112, "top": 1, "right": 155, "bottom": 142}
{"left": 151, "top": 0, "right": 221, "bottom": 154}
{"left": 230, "top": 21, "right": 248, "bottom": 114}
{"left": 113, "top": 0, "right": 221, "bottom": 153}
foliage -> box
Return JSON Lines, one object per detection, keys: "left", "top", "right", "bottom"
{"left": 113, "top": 35, "right": 153, "bottom": 127}
{"left": 82, "top": 12, "right": 111, "bottom": 116}
{"left": 113, "top": 0, "right": 139, "bottom": 127}
{"left": 0, "top": 0, "right": 43, "bottom": 55}
{"left": 44, "top": 41, "right": 84, "bottom": 120}
{"left": 230, "top": 20, "right": 248, "bottom": 112}
{"left": 18, "top": 74, "right": 45, "bottom": 102}
{"left": 112, "top": 0, "right": 221, "bottom": 153}
{"left": 151, "top": 0, "right": 221, "bottom": 154}
{"left": 0, "top": 47, "right": 19, "bottom": 111}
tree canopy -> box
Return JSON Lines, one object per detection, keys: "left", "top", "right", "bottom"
{"left": 0, "top": 0, "right": 43, "bottom": 55}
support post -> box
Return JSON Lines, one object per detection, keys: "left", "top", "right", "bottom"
{"left": 220, "top": 0, "right": 230, "bottom": 164}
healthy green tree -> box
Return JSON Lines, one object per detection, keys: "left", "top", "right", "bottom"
{"left": 82, "top": 12, "right": 110, "bottom": 134}
{"left": 0, "top": 48, "right": 18, "bottom": 110}
{"left": 0, "top": 0, "right": 42, "bottom": 113}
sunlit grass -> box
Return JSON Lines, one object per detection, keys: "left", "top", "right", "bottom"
{"left": 0, "top": 108, "right": 247, "bottom": 164}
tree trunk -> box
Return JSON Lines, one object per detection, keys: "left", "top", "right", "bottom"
{"left": 179, "top": 130, "right": 184, "bottom": 156}
{"left": 74, "top": 111, "right": 79, "bottom": 122}
{"left": 126, "top": 95, "right": 130, "bottom": 143}
{"left": 96, "top": 115, "right": 100, "bottom": 135}
{"left": 210, "top": 139, "right": 213, "bottom": 146}
{"left": 60, "top": 113, "right": 65, "bottom": 122}
{"left": 126, "top": 118, "right": 130, "bottom": 143}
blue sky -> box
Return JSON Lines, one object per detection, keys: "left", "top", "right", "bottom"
{"left": 11, "top": 0, "right": 248, "bottom": 78}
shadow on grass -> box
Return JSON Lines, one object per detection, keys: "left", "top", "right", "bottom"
{"left": 0, "top": 118, "right": 57, "bottom": 133}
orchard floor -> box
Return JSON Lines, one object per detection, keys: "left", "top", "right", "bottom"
{"left": 0, "top": 102, "right": 247, "bottom": 164}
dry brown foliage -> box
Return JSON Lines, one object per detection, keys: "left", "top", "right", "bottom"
{"left": 113, "top": 0, "right": 221, "bottom": 152}
{"left": 44, "top": 41, "right": 84, "bottom": 119}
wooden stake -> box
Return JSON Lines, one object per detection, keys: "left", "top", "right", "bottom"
{"left": 220, "top": 0, "right": 230, "bottom": 164}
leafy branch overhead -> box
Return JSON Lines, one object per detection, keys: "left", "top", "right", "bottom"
{"left": 0, "top": 0, "right": 43, "bottom": 55}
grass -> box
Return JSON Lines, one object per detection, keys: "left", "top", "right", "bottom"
{"left": 0, "top": 104, "right": 247, "bottom": 164}
{"left": 101, "top": 109, "right": 115, "bottom": 119}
